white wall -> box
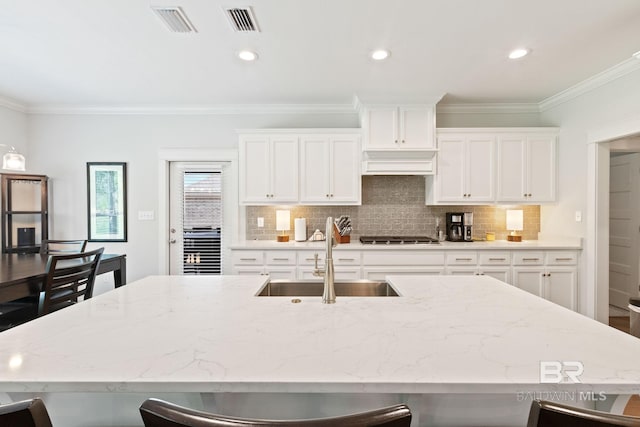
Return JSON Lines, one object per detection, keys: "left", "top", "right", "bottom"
{"left": 0, "top": 105, "right": 28, "bottom": 159}
{"left": 26, "top": 112, "right": 359, "bottom": 289}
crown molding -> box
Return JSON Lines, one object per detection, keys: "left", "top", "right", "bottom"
{"left": 539, "top": 57, "right": 640, "bottom": 112}
{"left": 436, "top": 103, "right": 540, "bottom": 114}
{"left": 25, "top": 103, "right": 357, "bottom": 115}
{"left": 0, "top": 96, "right": 27, "bottom": 113}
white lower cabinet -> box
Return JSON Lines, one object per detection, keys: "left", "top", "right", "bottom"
{"left": 512, "top": 250, "right": 578, "bottom": 310}
{"left": 363, "top": 250, "right": 446, "bottom": 280}
{"left": 297, "top": 250, "right": 362, "bottom": 280}
{"left": 232, "top": 250, "right": 296, "bottom": 279}
{"left": 230, "top": 247, "right": 579, "bottom": 310}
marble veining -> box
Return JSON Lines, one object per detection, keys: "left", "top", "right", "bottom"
{"left": 0, "top": 274, "right": 637, "bottom": 395}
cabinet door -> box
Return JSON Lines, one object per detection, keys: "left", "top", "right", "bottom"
{"left": 329, "top": 136, "right": 361, "bottom": 204}
{"left": 270, "top": 136, "right": 299, "bottom": 202}
{"left": 265, "top": 267, "right": 297, "bottom": 280}
{"left": 436, "top": 137, "right": 466, "bottom": 202}
{"left": 512, "top": 268, "right": 544, "bottom": 297}
{"left": 239, "top": 136, "right": 271, "bottom": 203}
{"left": 545, "top": 268, "right": 577, "bottom": 310}
{"left": 466, "top": 137, "right": 495, "bottom": 202}
{"left": 399, "top": 106, "right": 434, "bottom": 148}
{"left": 480, "top": 268, "right": 511, "bottom": 283}
{"left": 299, "top": 136, "right": 330, "bottom": 203}
{"left": 365, "top": 107, "right": 398, "bottom": 148}
{"left": 527, "top": 136, "right": 556, "bottom": 202}
{"left": 496, "top": 136, "right": 527, "bottom": 202}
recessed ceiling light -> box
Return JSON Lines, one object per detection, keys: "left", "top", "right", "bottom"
{"left": 238, "top": 50, "right": 258, "bottom": 61}
{"left": 508, "top": 48, "right": 529, "bottom": 59}
{"left": 371, "top": 50, "right": 390, "bottom": 61}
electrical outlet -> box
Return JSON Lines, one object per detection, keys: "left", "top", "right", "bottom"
{"left": 575, "top": 211, "right": 582, "bottom": 222}
{"left": 138, "top": 210, "right": 155, "bottom": 221}
{"left": 257, "top": 217, "right": 264, "bottom": 227}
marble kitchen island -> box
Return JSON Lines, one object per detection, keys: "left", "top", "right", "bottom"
{"left": 1, "top": 274, "right": 639, "bottom": 426}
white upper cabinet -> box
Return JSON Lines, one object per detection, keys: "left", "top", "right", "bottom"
{"left": 299, "top": 134, "right": 361, "bottom": 205}
{"left": 435, "top": 131, "right": 494, "bottom": 203}
{"left": 363, "top": 105, "right": 435, "bottom": 149}
{"left": 239, "top": 129, "right": 361, "bottom": 205}
{"left": 239, "top": 134, "right": 298, "bottom": 204}
{"left": 496, "top": 132, "right": 557, "bottom": 202}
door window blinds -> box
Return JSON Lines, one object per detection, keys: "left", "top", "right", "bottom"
{"left": 181, "top": 171, "right": 222, "bottom": 274}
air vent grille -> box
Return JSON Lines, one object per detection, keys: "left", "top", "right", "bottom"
{"left": 152, "top": 6, "right": 197, "bottom": 33}
{"left": 225, "top": 7, "right": 259, "bottom": 32}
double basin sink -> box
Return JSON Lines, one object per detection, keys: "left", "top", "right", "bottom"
{"left": 257, "top": 279, "right": 399, "bottom": 297}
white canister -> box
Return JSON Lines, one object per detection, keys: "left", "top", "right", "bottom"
{"left": 294, "top": 218, "right": 307, "bottom": 241}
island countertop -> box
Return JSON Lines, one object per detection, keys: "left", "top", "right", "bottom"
{"left": 0, "top": 274, "right": 637, "bottom": 395}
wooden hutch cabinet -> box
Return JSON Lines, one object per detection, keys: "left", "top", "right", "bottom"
{"left": 1, "top": 174, "right": 49, "bottom": 253}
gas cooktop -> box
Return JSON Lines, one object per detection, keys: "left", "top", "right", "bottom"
{"left": 359, "top": 236, "right": 440, "bottom": 245}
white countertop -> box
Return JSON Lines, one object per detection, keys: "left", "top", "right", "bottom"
{"left": 230, "top": 238, "right": 582, "bottom": 250}
{"left": 0, "top": 273, "right": 636, "bottom": 395}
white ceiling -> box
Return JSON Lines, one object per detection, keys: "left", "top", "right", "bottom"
{"left": 1, "top": 0, "right": 640, "bottom": 109}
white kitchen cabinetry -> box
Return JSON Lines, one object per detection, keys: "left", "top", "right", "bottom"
{"left": 231, "top": 250, "right": 296, "bottom": 279}
{"left": 512, "top": 250, "right": 577, "bottom": 310}
{"left": 435, "top": 132, "right": 494, "bottom": 203}
{"left": 239, "top": 135, "right": 298, "bottom": 204}
{"left": 446, "top": 251, "right": 510, "bottom": 282}
{"left": 363, "top": 250, "right": 445, "bottom": 280}
{"left": 299, "top": 134, "right": 361, "bottom": 205}
{"left": 497, "top": 132, "right": 557, "bottom": 202}
{"left": 298, "top": 250, "right": 361, "bottom": 280}
{"left": 362, "top": 106, "right": 436, "bottom": 149}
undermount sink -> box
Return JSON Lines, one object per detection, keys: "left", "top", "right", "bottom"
{"left": 256, "top": 280, "right": 400, "bottom": 297}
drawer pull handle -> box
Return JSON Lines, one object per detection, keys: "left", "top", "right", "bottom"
{"left": 555, "top": 258, "right": 573, "bottom": 261}
{"left": 338, "top": 258, "right": 355, "bottom": 261}
{"left": 523, "top": 258, "right": 540, "bottom": 261}
{"left": 455, "top": 258, "right": 473, "bottom": 261}
{"left": 272, "top": 258, "right": 290, "bottom": 261}
{"left": 489, "top": 258, "right": 506, "bottom": 261}
{"left": 305, "top": 258, "right": 317, "bottom": 261}
{"left": 240, "top": 258, "right": 257, "bottom": 261}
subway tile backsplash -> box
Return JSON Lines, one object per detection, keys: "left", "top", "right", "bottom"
{"left": 246, "top": 176, "right": 540, "bottom": 241}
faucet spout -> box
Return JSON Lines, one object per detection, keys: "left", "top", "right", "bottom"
{"left": 323, "top": 216, "right": 337, "bottom": 304}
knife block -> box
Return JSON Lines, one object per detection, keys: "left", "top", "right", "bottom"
{"left": 333, "top": 224, "right": 350, "bottom": 243}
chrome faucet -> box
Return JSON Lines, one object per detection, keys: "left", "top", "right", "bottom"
{"left": 313, "top": 216, "right": 337, "bottom": 304}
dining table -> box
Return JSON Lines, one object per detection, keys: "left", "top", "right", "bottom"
{"left": 0, "top": 253, "right": 126, "bottom": 303}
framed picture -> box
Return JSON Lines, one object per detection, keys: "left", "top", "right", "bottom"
{"left": 87, "top": 162, "right": 127, "bottom": 242}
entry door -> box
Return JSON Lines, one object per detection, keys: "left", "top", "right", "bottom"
{"left": 169, "top": 162, "right": 225, "bottom": 275}
{"left": 609, "top": 153, "right": 640, "bottom": 309}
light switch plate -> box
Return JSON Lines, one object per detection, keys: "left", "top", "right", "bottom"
{"left": 138, "top": 210, "right": 155, "bottom": 221}
{"left": 257, "top": 217, "right": 264, "bottom": 227}
{"left": 575, "top": 211, "right": 582, "bottom": 222}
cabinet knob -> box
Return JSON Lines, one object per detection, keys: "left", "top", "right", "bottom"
{"left": 401, "top": 140, "right": 405, "bottom": 143}
{"left": 394, "top": 139, "right": 398, "bottom": 144}
{"left": 528, "top": 193, "right": 532, "bottom": 197}
{"left": 330, "top": 194, "right": 333, "bottom": 197}
{"left": 326, "top": 194, "right": 329, "bottom": 198}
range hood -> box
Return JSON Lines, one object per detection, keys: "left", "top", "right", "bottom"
{"left": 362, "top": 148, "right": 437, "bottom": 175}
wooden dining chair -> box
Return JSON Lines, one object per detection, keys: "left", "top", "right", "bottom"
{"left": 0, "top": 398, "right": 54, "bottom": 427}
{"left": 38, "top": 247, "right": 103, "bottom": 316}
{"left": 527, "top": 399, "right": 640, "bottom": 426}
{"left": 140, "top": 398, "right": 412, "bottom": 427}
{"left": 40, "top": 239, "right": 88, "bottom": 255}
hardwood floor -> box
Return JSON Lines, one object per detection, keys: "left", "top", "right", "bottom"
{"left": 609, "top": 316, "right": 631, "bottom": 334}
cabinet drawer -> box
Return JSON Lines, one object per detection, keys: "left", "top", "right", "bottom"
{"left": 363, "top": 250, "right": 445, "bottom": 266}
{"left": 299, "top": 251, "right": 361, "bottom": 266}
{"left": 231, "top": 251, "right": 264, "bottom": 265}
{"left": 512, "top": 252, "right": 544, "bottom": 266}
{"left": 478, "top": 251, "right": 511, "bottom": 265}
{"left": 545, "top": 251, "right": 578, "bottom": 266}
{"left": 265, "top": 251, "right": 296, "bottom": 265}
{"left": 298, "top": 268, "right": 361, "bottom": 281}
{"left": 446, "top": 252, "right": 478, "bottom": 265}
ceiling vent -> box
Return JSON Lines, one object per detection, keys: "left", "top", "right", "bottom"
{"left": 225, "top": 7, "right": 260, "bottom": 32}
{"left": 151, "top": 6, "right": 197, "bottom": 33}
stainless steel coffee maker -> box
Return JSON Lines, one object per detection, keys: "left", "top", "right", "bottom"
{"left": 446, "top": 212, "right": 464, "bottom": 242}
{"left": 463, "top": 212, "right": 473, "bottom": 242}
